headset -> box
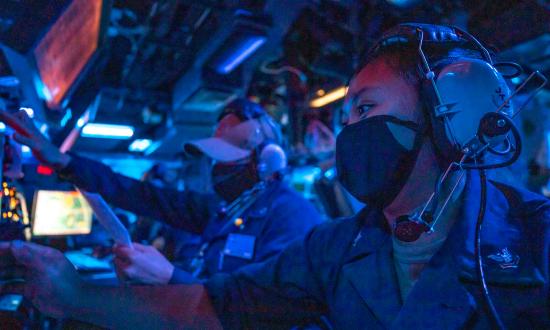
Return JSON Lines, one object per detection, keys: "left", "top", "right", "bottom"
{"left": 254, "top": 114, "right": 287, "bottom": 181}
{"left": 206, "top": 113, "right": 287, "bottom": 204}
{"left": 219, "top": 99, "right": 287, "bottom": 181}
{"left": 361, "top": 23, "right": 547, "bottom": 329}
{"left": 364, "top": 24, "right": 516, "bottom": 162}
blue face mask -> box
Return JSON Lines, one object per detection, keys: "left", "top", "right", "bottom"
{"left": 335, "top": 115, "right": 425, "bottom": 208}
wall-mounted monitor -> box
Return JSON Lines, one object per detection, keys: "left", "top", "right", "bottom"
{"left": 33, "top": 0, "right": 103, "bottom": 109}
{"left": 0, "top": 0, "right": 111, "bottom": 121}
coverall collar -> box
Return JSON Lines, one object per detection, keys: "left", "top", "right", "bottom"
{"left": 341, "top": 170, "right": 544, "bottom": 329}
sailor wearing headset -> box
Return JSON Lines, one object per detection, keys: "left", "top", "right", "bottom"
{"left": 0, "top": 23, "right": 548, "bottom": 329}
{"left": 0, "top": 98, "right": 322, "bottom": 285}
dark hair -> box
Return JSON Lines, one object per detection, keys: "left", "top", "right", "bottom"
{"left": 352, "top": 38, "right": 486, "bottom": 88}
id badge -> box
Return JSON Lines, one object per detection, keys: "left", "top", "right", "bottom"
{"left": 223, "top": 233, "right": 256, "bottom": 260}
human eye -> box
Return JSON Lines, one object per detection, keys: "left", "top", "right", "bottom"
{"left": 356, "top": 104, "right": 374, "bottom": 119}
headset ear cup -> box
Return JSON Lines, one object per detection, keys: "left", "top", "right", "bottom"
{"left": 257, "top": 144, "right": 287, "bottom": 180}
{"left": 420, "top": 67, "right": 463, "bottom": 166}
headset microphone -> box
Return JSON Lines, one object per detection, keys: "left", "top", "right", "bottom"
{"left": 394, "top": 110, "right": 524, "bottom": 243}
{"left": 374, "top": 23, "right": 548, "bottom": 330}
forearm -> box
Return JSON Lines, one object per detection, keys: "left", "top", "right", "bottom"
{"left": 69, "top": 283, "right": 221, "bottom": 329}
{"left": 56, "top": 154, "right": 162, "bottom": 216}
{"left": 57, "top": 154, "right": 214, "bottom": 233}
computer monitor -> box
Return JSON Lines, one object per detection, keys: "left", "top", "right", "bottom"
{"left": 0, "top": 0, "right": 110, "bottom": 116}
{"left": 32, "top": 190, "right": 93, "bottom": 236}
{"left": 33, "top": 0, "right": 103, "bottom": 109}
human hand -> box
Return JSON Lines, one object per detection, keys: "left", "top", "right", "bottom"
{"left": 0, "top": 109, "right": 70, "bottom": 169}
{"left": 0, "top": 241, "right": 88, "bottom": 319}
{"left": 113, "top": 243, "right": 175, "bottom": 285}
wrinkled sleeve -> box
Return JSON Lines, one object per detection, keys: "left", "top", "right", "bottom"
{"left": 169, "top": 267, "right": 200, "bottom": 284}
{"left": 57, "top": 153, "right": 218, "bottom": 233}
{"left": 254, "top": 193, "right": 323, "bottom": 262}
{"left": 530, "top": 204, "right": 550, "bottom": 327}
{"left": 205, "top": 227, "right": 329, "bottom": 329}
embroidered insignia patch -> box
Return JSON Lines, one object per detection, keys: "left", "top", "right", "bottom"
{"left": 487, "top": 247, "right": 520, "bottom": 269}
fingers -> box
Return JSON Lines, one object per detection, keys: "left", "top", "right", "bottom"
{"left": 112, "top": 244, "right": 123, "bottom": 255}
{"left": 0, "top": 266, "right": 26, "bottom": 280}
{"left": 0, "top": 110, "right": 43, "bottom": 153}
{"left": 113, "top": 243, "right": 152, "bottom": 262}
{"left": 123, "top": 267, "right": 138, "bottom": 280}
{"left": 113, "top": 257, "right": 129, "bottom": 281}
{"left": 113, "top": 256, "right": 142, "bottom": 282}
{"left": 0, "top": 110, "right": 33, "bottom": 137}
{"left": 113, "top": 244, "right": 135, "bottom": 261}
{"left": 132, "top": 243, "right": 150, "bottom": 252}
{"left": 11, "top": 110, "right": 36, "bottom": 129}
{"left": 13, "top": 110, "right": 31, "bottom": 122}
{"left": 9, "top": 241, "right": 58, "bottom": 270}
{"left": 12, "top": 133, "right": 37, "bottom": 149}
{"left": 113, "top": 257, "right": 127, "bottom": 269}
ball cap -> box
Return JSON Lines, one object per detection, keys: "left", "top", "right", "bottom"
{"left": 184, "top": 111, "right": 282, "bottom": 163}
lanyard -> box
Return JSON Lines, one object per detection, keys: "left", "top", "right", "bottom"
{"left": 189, "top": 182, "right": 267, "bottom": 278}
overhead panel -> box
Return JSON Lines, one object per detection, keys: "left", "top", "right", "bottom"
{"left": 173, "top": 10, "right": 271, "bottom": 118}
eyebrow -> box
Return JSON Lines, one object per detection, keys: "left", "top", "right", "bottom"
{"left": 349, "top": 86, "right": 381, "bottom": 105}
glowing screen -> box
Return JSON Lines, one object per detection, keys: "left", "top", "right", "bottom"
{"left": 33, "top": 0, "right": 103, "bottom": 109}
{"left": 32, "top": 190, "right": 93, "bottom": 236}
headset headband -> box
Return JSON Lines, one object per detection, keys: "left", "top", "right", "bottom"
{"left": 365, "top": 23, "right": 493, "bottom": 65}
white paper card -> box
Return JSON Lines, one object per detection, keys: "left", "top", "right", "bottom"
{"left": 77, "top": 189, "right": 132, "bottom": 248}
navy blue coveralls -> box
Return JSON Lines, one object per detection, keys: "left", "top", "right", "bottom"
{"left": 57, "top": 154, "right": 323, "bottom": 282}
{"left": 205, "top": 171, "right": 550, "bottom": 329}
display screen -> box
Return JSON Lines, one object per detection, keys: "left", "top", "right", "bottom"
{"left": 32, "top": 190, "right": 93, "bottom": 236}
{"left": 33, "top": 0, "right": 103, "bottom": 109}
{"left": 0, "top": 294, "right": 22, "bottom": 312}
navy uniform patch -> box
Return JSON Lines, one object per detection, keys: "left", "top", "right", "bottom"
{"left": 487, "top": 247, "right": 520, "bottom": 270}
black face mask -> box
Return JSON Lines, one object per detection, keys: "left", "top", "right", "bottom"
{"left": 211, "top": 161, "right": 259, "bottom": 202}
{"left": 336, "top": 115, "right": 425, "bottom": 208}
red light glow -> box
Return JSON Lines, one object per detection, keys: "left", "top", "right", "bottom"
{"left": 33, "top": 0, "right": 103, "bottom": 109}
{"left": 36, "top": 165, "right": 54, "bottom": 176}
